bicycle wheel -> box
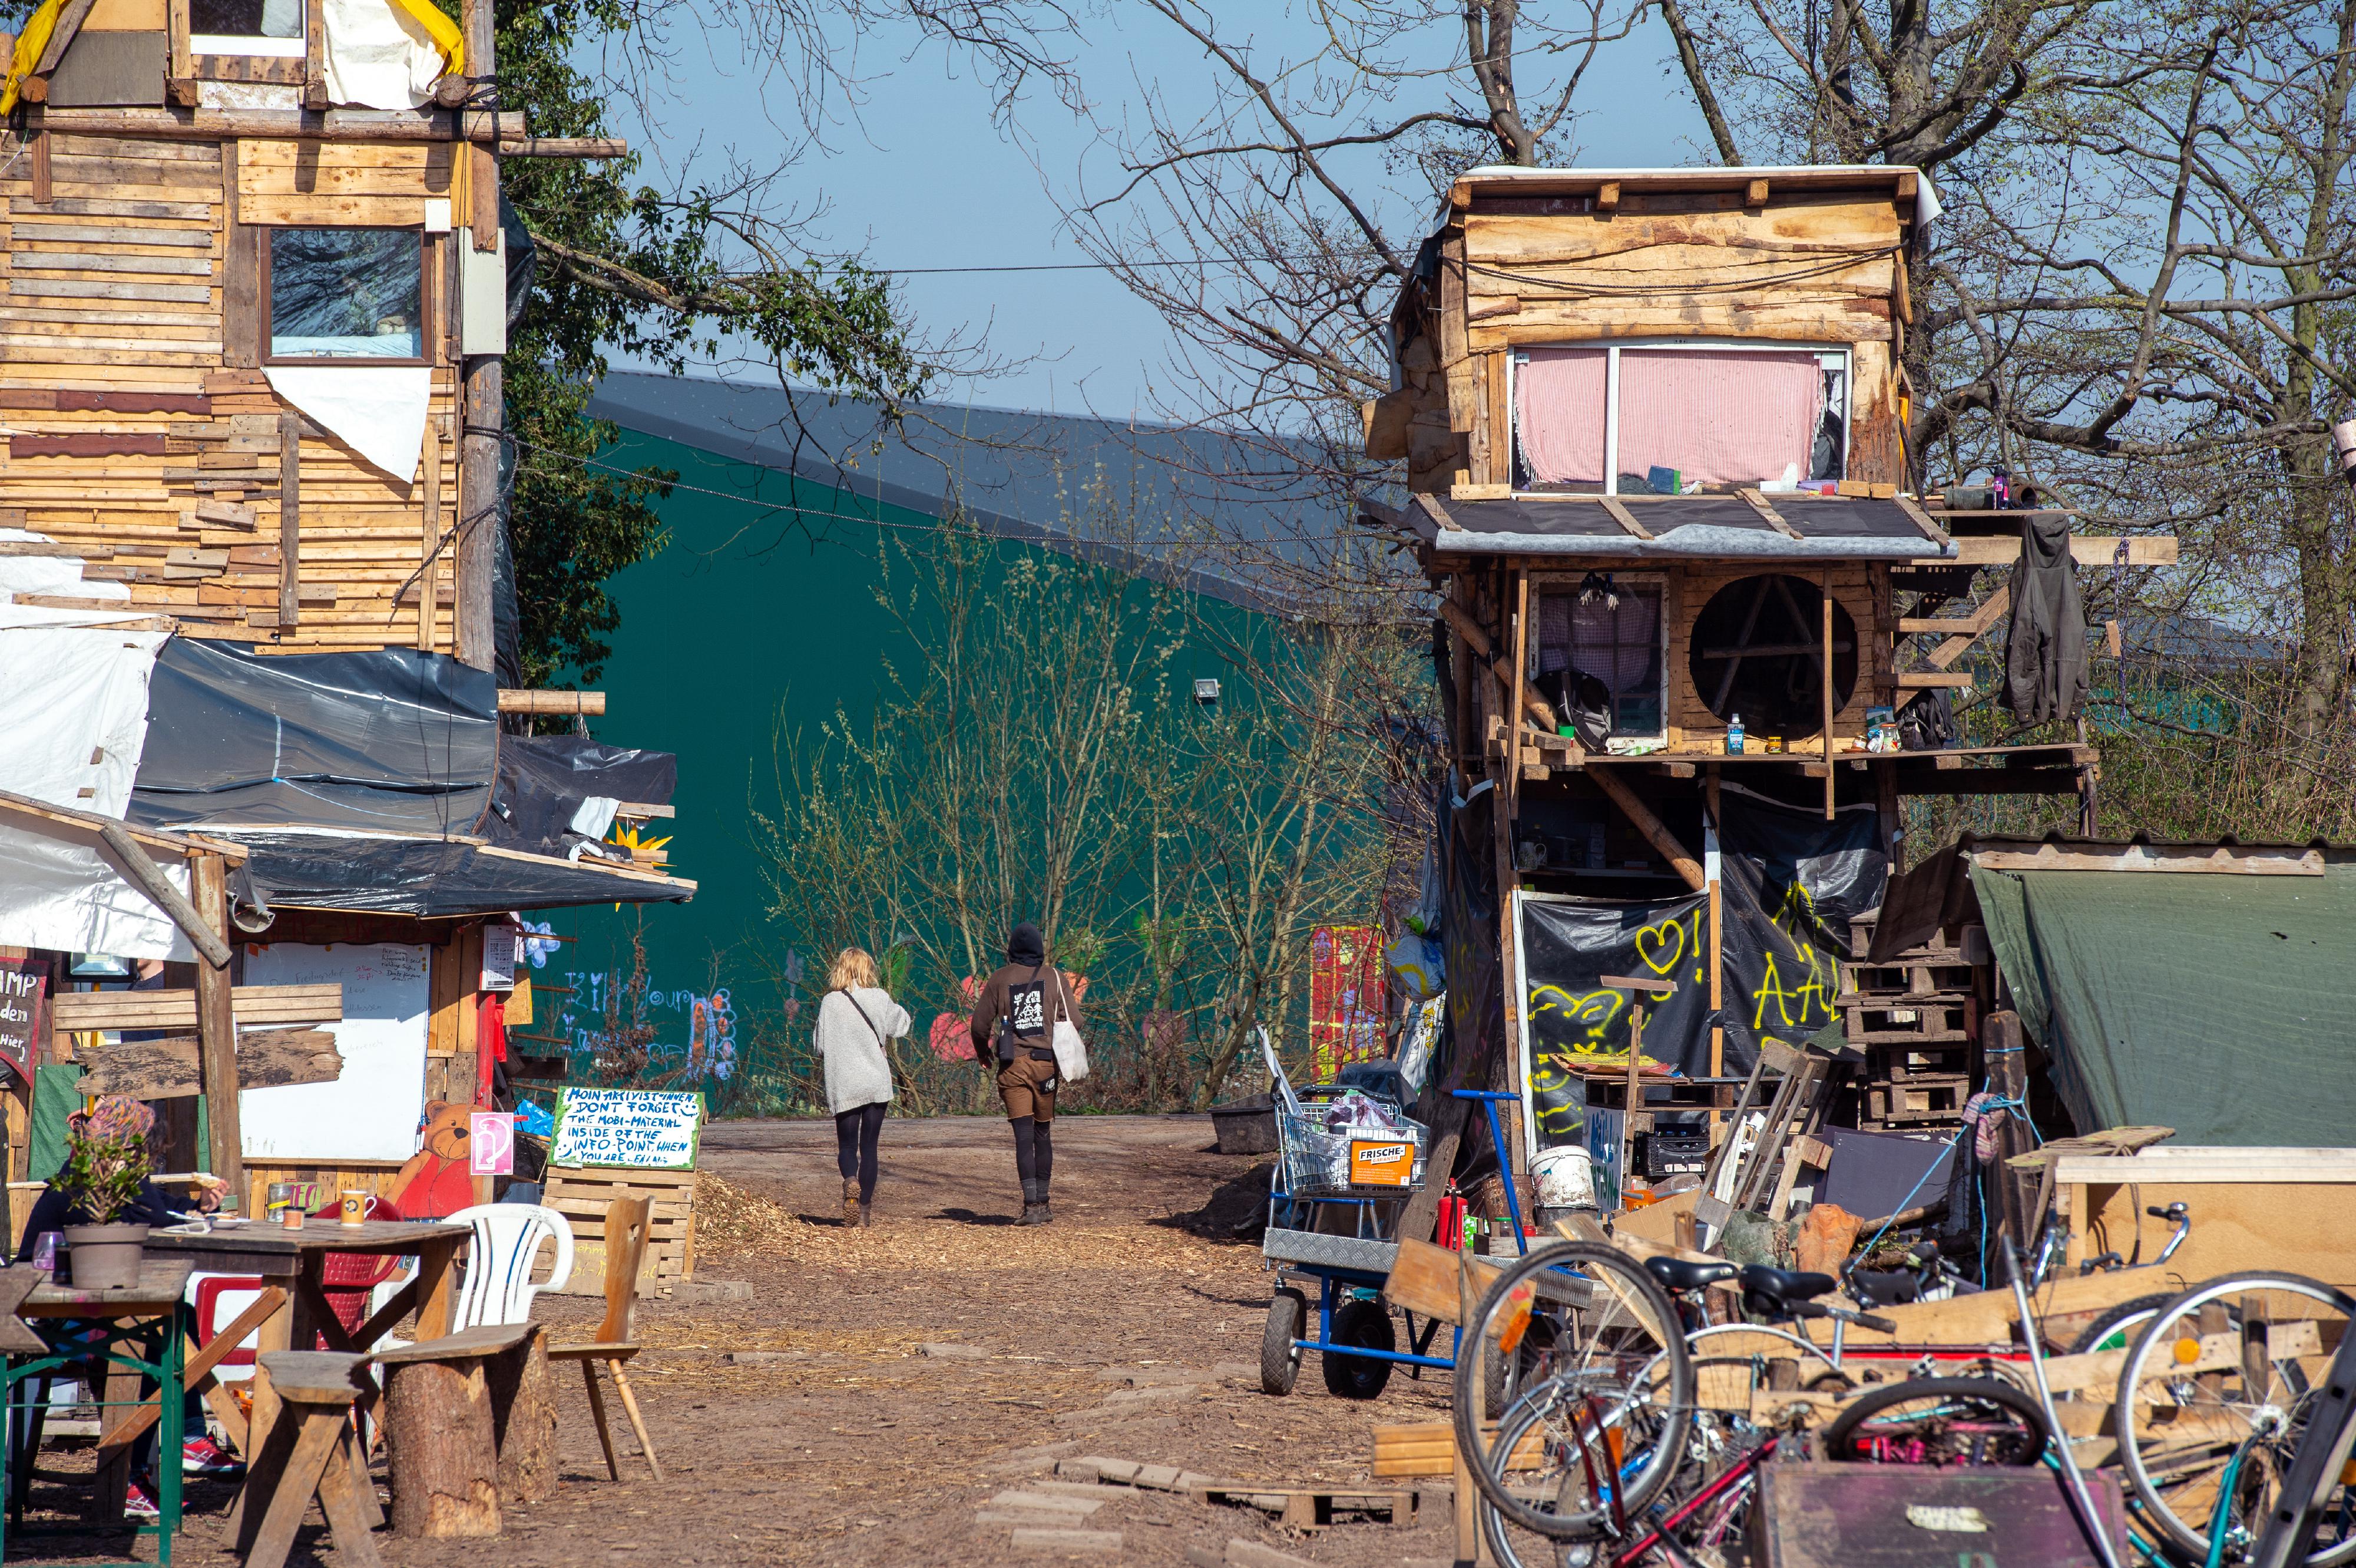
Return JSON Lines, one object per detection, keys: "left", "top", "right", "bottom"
{"left": 2070, "top": 1291, "right": 2181, "bottom": 1355}
{"left": 1821, "top": 1377, "right": 2050, "bottom": 1466}
{"left": 2115, "top": 1272, "right": 2356, "bottom": 1567}
{"left": 1451, "top": 1241, "right": 1693, "bottom": 1541}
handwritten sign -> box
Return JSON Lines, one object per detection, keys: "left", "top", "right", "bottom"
{"left": 469, "top": 1111, "right": 515, "bottom": 1176}
{"left": 549, "top": 1088, "right": 702, "bottom": 1170}
{"left": 0, "top": 961, "right": 42, "bottom": 1085}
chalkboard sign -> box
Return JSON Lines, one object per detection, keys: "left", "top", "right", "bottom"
{"left": 549, "top": 1088, "right": 703, "bottom": 1169}
{"left": 0, "top": 961, "right": 41, "bottom": 1085}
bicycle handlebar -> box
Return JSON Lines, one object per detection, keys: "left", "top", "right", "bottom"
{"left": 1782, "top": 1298, "right": 1900, "bottom": 1335}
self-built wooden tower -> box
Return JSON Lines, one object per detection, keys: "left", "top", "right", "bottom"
{"left": 1362, "top": 166, "right": 2176, "bottom": 1213}
{"left": 0, "top": 8, "right": 668, "bottom": 1224}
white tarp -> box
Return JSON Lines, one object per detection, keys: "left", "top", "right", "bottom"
{"left": 322, "top": 0, "right": 444, "bottom": 110}
{"left": 263, "top": 366, "right": 432, "bottom": 484}
{"left": 0, "top": 822, "right": 193, "bottom": 961}
{"left": 0, "top": 532, "right": 184, "bottom": 958}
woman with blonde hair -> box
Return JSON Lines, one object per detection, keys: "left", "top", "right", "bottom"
{"left": 816, "top": 945, "right": 911, "bottom": 1226}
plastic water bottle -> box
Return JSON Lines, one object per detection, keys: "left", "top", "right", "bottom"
{"left": 1726, "top": 713, "right": 1745, "bottom": 755}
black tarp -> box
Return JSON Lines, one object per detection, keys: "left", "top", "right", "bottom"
{"left": 128, "top": 640, "right": 683, "bottom": 916}
{"left": 1520, "top": 785, "right": 1885, "bottom": 1153}
{"left": 494, "top": 737, "right": 677, "bottom": 856}
{"left": 226, "top": 833, "right": 689, "bottom": 918}
{"left": 129, "top": 640, "right": 496, "bottom": 835}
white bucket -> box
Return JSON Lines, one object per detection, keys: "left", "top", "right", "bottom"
{"left": 1531, "top": 1146, "right": 1597, "bottom": 1211}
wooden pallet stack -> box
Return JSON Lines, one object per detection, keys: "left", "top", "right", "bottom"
{"left": 1839, "top": 919, "right": 1981, "bottom": 1134}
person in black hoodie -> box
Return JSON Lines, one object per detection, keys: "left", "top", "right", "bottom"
{"left": 967, "top": 922, "right": 1077, "bottom": 1225}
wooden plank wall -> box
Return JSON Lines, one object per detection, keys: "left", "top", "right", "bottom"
{"left": 0, "top": 130, "right": 459, "bottom": 654}
{"left": 1395, "top": 187, "right": 1911, "bottom": 491}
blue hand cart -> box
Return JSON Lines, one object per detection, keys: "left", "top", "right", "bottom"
{"left": 1257, "top": 1073, "right": 1530, "bottom": 1401}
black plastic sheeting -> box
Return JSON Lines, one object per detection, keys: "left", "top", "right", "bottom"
{"left": 129, "top": 640, "right": 497, "bottom": 835}
{"left": 227, "top": 833, "right": 688, "bottom": 919}
{"left": 128, "top": 640, "right": 682, "bottom": 917}
{"left": 494, "top": 736, "right": 677, "bottom": 857}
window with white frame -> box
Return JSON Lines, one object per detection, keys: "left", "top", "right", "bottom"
{"left": 1511, "top": 342, "right": 1850, "bottom": 495}
{"left": 1534, "top": 577, "right": 1665, "bottom": 737}
{"left": 191, "top": 0, "right": 304, "bottom": 55}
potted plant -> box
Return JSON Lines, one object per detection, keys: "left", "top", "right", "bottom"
{"left": 58, "top": 1097, "right": 155, "bottom": 1289}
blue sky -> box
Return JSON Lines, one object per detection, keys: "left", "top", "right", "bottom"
{"left": 599, "top": 5, "right": 1712, "bottom": 416}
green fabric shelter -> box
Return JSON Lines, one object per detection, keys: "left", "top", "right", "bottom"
{"left": 1972, "top": 861, "right": 2356, "bottom": 1147}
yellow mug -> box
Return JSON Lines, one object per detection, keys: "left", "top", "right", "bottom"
{"left": 339, "top": 1190, "right": 368, "bottom": 1228}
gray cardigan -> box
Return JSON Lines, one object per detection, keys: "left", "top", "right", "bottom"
{"left": 816, "top": 986, "right": 911, "bottom": 1114}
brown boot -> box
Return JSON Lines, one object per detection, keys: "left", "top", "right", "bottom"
{"left": 842, "top": 1178, "right": 861, "bottom": 1227}
{"left": 859, "top": 1199, "right": 875, "bottom": 1228}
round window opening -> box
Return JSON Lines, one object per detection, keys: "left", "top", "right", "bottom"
{"left": 1687, "top": 575, "right": 1858, "bottom": 739}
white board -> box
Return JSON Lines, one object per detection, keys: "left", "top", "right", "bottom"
{"left": 239, "top": 941, "right": 429, "bottom": 1162}
{"left": 550, "top": 1088, "right": 702, "bottom": 1169}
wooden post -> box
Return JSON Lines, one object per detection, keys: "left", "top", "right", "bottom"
{"left": 1981, "top": 1010, "right": 2035, "bottom": 1255}
{"left": 1586, "top": 766, "right": 1706, "bottom": 892}
{"left": 417, "top": 419, "right": 441, "bottom": 652}
{"left": 1821, "top": 569, "right": 1836, "bottom": 820}
{"left": 1507, "top": 568, "right": 1530, "bottom": 815}
{"left": 456, "top": 0, "right": 501, "bottom": 671}
{"left": 192, "top": 854, "right": 244, "bottom": 1193}
{"left": 279, "top": 411, "right": 301, "bottom": 630}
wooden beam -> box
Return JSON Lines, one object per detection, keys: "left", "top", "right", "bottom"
{"left": 417, "top": 419, "right": 440, "bottom": 653}
{"left": 95, "top": 823, "right": 233, "bottom": 968}
{"left": 32, "top": 0, "right": 100, "bottom": 74}
{"left": 1435, "top": 598, "right": 1557, "bottom": 733}
{"left": 52, "top": 984, "right": 343, "bottom": 1034}
{"left": 1896, "top": 671, "right": 1976, "bottom": 689}
{"left": 1595, "top": 180, "right": 1621, "bottom": 212}
{"left": 497, "top": 689, "right": 606, "bottom": 716}
{"left": 193, "top": 854, "right": 244, "bottom": 1195}
{"left": 29, "top": 107, "right": 525, "bottom": 141}
{"left": 1599, "top": 496, "right": 1653, "bottom": 540}
{"left": 77, "top": 1030, "right": 343, "bottom": 1099}
{"left": 0, "top": 790, "right": 243, "bottom": 863}
{"left": 1936, "top": 536, "right": 2176, "bottom": 567}
{"left": 1415, "top": 493, "right": 1465, "bottom": 532}
{"left": 613, "top": 802, "right": 674, "bottom": 820}
{"left": 279, "top": 411, "right": 300, "bottom": 629}
{"left": 1586, "top": 766, "right": 1707, "bottom": 892}
{"left": 1745, "top": 177, "right": 1770, "bottom": 208}
{"left": 1736, "top": 488, "right": 1803, "bottom": 539}
{"left": 1821, "top": 567, "right": 1835, "bottom": 821}
{"left": 494, "top": 137, "right": 628, "bottom": 158}
{"left": 1892, "top": 494, "right": 1949, "bottom": 546}
{"left": 1921, "top": 584, "right": 2009, "bottom": 670}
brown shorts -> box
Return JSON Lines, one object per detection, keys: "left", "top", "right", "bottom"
{"left": 997, "top": 1053, "right": 1059, "bottom": 1122}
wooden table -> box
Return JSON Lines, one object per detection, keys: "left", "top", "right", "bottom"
{"left": 2, "top": 1258, "right": 194, "bottom": 1563}
{"left": 144, "top": 1220, "right": 471, "bottom": 1524}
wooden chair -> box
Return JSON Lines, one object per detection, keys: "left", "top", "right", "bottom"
{"left": 236, "top": 1351, "right": 382, "bottom": 1568}
{"left": 545, "top": 1196, "right": 663, "bottom": 1481}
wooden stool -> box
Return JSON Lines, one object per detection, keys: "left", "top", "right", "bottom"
{"left": 236, "top": 1351, "right": 382, "bottom": 1568}
{"left": 370, "top": 1322, "right": 538, "bottom": 1538}
{"left": 546, "top": 1196, "right": 662, "bottom": 1481}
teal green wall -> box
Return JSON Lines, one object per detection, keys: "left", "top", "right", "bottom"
{"left": 527, "top": 431, "right": 940, "bottom": 1097}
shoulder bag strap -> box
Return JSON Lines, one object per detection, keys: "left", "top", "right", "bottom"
{"left": 834, "top": 987, "right": 887, "bottom": 1046}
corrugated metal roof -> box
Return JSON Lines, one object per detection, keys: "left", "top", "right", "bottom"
{"left": 1376, "top": 492, "right": 1954, "bottom": 561}
{"left": 585, "top": 372, "right": 1345, "bottom": 614}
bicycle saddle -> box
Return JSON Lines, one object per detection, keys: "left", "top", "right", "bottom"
{"left": 1738, "top": 1265, "right": 1837, "bottom": 1305}
{"left": 1848, "top": 1268, "right": 1922, "bottom": 1308}
{"left": 1645, "top": 1256, "right": 1738, "bottom": 1294}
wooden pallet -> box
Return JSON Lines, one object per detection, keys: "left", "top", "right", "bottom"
{"left": 1865, "top": 1076, "right": 1970, "bottom": 1126}
{"left": 1844, "top": 959, "right": 1978, "bottom": 997}
{"left": 1864, "top": 1041, "right": 1973, "bottom": 1081}
{"left": 1192, "top": 1483, "right": 1417, "bottom": 1529}
{"left": 1844, "top": 1001, "right": 1972, "bottom": 1044}
{"left": 542, "top": 1164, "right": 697, "bottom": 1291}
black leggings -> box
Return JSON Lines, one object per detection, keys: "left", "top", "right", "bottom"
{"left": 1010, "top": 1116, "right": 1054, "bottom": 1185}
{"left": 835, "top": 1102, "right": 886, "bottom": 1201}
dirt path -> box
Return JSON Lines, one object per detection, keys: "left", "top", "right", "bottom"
{"left": 85, "top": 1115, "right": 1476, "bottom": 1566}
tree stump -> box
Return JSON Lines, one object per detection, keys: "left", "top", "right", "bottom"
{"left": 485, "top": 1325, "right": 558, "bottom": 1503}
{"left": 380, "top": 1357, "right": 501, "bottom": 1537}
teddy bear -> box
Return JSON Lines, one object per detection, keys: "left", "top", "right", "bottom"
{"left": 389, "top": 1100, "right": 483, "bottom": 1219}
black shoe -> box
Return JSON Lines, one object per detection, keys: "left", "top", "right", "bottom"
{"left": 1017, "top": 1202, "right": 1048, "bottom": 1226}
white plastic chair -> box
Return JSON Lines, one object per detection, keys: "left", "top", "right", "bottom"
{"left": 446, "top": 1203, "right": 575, "bottom": 1328}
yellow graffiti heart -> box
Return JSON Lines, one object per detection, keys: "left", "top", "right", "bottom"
{"left": 1634, "top": 918, "right": 1686, "bottom": 976}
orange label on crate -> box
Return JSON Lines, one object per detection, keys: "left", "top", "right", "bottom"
{"left": 1349, "top": 1140, "right": 1413, "bottom": 1186}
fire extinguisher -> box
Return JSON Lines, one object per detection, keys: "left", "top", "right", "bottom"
{"left": 1437, "top": 1180, "right": 1465, "bottom": 1251}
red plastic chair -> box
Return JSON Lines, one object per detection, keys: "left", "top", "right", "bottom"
{"left": 310, "top": 1192, "right": 405, "bottom": 1349}
{"left": 191, "top": 1275, "right": 268, "bottom": 1375}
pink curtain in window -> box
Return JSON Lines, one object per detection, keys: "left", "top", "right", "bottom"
{"left": 1514, "top": 348, "right": 1607, "bottom": 484}
{"left": 1616, "top": 350, "right": 1822, "bottom": 488}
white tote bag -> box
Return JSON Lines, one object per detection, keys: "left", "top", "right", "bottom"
{"left": 1048, "top": 968, "right": 1090, "bottom": 1084}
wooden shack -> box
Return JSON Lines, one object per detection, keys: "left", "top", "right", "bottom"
{"left": 0, "top": 1, "right": 688, "bottom": 1269}
{"left": 1363, "top": 167, "right": 2178, "bottom": 1226}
